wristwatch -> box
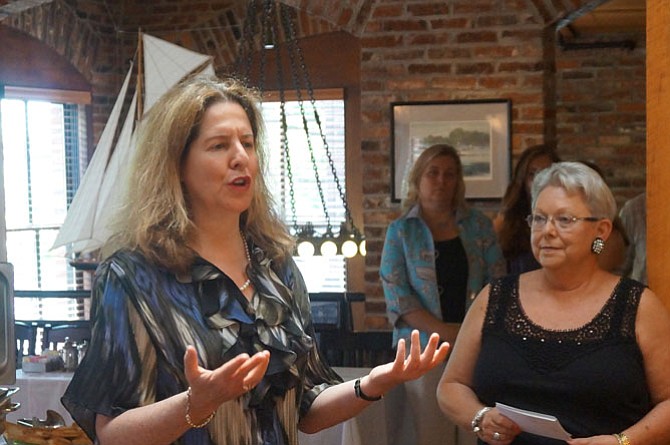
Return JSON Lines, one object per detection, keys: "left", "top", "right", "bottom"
{"left": 471, "top": 406, "right": 492, "bottom": 433}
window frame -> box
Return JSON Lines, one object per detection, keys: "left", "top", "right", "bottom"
{"left": 261, "top": 89, "right": 350, "bottom": 292}
{"left": 1, "top": 85, "right": 91, "bottom": 322}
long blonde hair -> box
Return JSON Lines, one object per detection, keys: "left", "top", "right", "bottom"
{"left": 104, "top": 75, "right": 294, "bottom": 273}
{"left": 402, "top": 144, "right": 467, "bottom": 212}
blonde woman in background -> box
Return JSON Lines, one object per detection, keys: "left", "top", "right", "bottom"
{"left": 381, "top": 144, "right": 505, "bottom": 445}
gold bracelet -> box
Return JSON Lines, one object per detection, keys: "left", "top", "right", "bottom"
{"left": 185, "top": 387, "right": 215, "bottom": 428}
{"left": 613, "top": 433, "right": 631, "bottom": 445}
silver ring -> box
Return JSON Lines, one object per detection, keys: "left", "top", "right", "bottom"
{"left": 493, "top": 432, "right": 501, "bottom": 441}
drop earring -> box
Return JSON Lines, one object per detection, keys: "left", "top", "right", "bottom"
{"left": 591, "top": 237, "right": 605, "bottom": 255}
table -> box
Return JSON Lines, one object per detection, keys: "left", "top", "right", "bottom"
{"left": 6, "top": 370, "right": 74, "bottom": 425}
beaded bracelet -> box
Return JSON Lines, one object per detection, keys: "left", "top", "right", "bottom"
{"left": 614, "top": 433, "right": 631, "bottom": 445}
{"left": 471, "top": 406, "right": 492, "bottom": 434}
{"left": 185, "top": 387, "right": 215, "bottom": 428}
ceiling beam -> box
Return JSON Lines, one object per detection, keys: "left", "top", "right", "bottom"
{"left": 555, "top": 0, "right": 611, "bottom": 32}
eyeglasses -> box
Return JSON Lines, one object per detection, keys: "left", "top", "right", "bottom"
{"left": 526, "top": 214, "right": 601, "bottom": 231}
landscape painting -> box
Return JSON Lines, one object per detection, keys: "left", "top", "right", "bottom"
{"left": 391, "top": 100, "right": 511, "bottom": 202}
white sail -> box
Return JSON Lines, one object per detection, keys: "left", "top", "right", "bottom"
{"left": 52, "top": 34, "right": 214, "bottom": 254}
{"left": 51, "top": 65, "right": 133, "bottom": 252}
{"left": 75, "top": 91, "right": 138, "bottom": 253}
{"left": 142, "top": 34, "right": 214, "bottom": 113}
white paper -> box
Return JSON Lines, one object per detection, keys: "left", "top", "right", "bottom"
{"left": 496, "top": 402, "right": 572, "bottom": 441}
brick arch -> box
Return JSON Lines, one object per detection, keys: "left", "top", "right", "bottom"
{"left": 185, "top": 1, "right": 345, "bottom": 68}
{"left": 0, "top": 24, "right": 88, "bottom": 90}
{"left": 278, "top": 0, "right": 374, "bottom": 37}
{"left": 1, "top": 0, "right": 600, "bottom": 86}
{"left": 277, "top": 0, "right": 594, "bottom": 37}
{"left": 15, "top": 1, "right": 357, "bottom": 75}
{"left": 2, "top": 0, "right": 102, "bottom": 85}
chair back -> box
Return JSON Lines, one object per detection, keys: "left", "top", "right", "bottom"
{"left": 43, "top": 324, "right": 90, "bottom": 351}
{"left": 15, "top": 321, "right": 37, "bottom": 364}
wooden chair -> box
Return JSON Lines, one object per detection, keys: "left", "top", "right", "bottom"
{"left": 15, "top": 321, "right": 37, "bottom": 363}
{"left": 345, "top": 331, "right": 395, "bottom": 367}
{"left": 42, "top": 323, "right": 91, "bottom": 352}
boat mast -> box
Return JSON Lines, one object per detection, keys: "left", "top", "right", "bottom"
{"left": 136, "top": 29, "right": 144, "bottom": 119}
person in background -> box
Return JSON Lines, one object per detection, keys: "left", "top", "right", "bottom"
{"left": 577, "top": 160, "right": 628, "bottom": 274}
{"left": 381, "top": 144, "right": 505, "bottom": 445}
{"left": 619, "top": 192, "right": 647, "bottom": 285}
{"left": 61, "top": 76, "right": 450, "bottom": 445}
{"left": 437, "top": 162, "right": 670, "bottom": 445}
{"left": 494, "top": 144, "right": 560, "bottom": 274}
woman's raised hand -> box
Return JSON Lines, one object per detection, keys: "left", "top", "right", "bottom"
{"left": 183, "top": 346, "right": 270, "bottom": 417}
{"left": 368, "top": 330, "right": 450, "bottom": 390}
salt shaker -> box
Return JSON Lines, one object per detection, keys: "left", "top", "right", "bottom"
{"left": 61, "top": 337, "right": 79, "bottom": 372}
{"left": 77, "top": 340, "right": 88, "bottom": 365}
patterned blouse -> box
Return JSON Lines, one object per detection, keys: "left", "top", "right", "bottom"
{"left": 61, "top": 241, "right": 342, "bottom": 445}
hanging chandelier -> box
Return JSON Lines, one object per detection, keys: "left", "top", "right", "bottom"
{"left": 233, "top": 0, "right": 365, "bottom": 258}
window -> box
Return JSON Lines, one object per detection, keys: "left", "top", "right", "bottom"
{"left": 1, "top": 89, "right": 89, "bottom": 321}
{"left": 2, "top": 89, "right": 346, "bottom": 313}
{"left": 262, "top": 93, "right": 347, "bottom": 292}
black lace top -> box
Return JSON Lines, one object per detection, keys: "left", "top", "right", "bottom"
{"left": 473, "top": 275, "right": 651, "bottom": 444}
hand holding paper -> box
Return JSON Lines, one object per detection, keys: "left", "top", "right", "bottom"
{"left": 496, "top": 402, "right": 572, "bottom": 441}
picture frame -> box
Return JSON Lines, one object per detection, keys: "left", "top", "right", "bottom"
{"left": 390, "top": 99, "right": 512, "bottom": 202}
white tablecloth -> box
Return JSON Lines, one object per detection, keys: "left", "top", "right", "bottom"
{"left": 6, "top": 370, "right": 74, "bottom": 425}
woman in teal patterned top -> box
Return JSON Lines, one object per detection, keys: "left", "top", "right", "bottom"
{"left": 62, "top": 76, "right": 449, "bottom": 445}
{"left": 379, "top": 144, "right": 504, "bottom": 445}
{"left": 381, "top": 144, "right": 505, "bottom": 349}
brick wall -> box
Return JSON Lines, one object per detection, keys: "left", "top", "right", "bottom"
{"left": 357, "top": 2, "right": 553, "bottom": 326}
{"left": 2, "top": 0, "right": 647, "bottom": 329}
{"left": 555, "top": 37, "right": 646, "bottom": 205}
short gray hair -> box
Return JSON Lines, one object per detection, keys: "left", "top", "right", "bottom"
{"left": 531, "top": 161, "right": 617, "bottom": 220}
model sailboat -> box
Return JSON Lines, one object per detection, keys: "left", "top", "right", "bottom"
{"left": 51, "top": 33, "right": 215, "bottom": 260}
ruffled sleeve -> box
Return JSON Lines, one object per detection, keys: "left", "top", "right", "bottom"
{"left": 61, "top": 254, "right": 156, "bottom": 440}
{"left": 61, "top": 251, "right": 209, "bottom": 442}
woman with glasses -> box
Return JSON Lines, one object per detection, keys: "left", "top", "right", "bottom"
{"left": 437, "top": 162, "right": 670, "bottom": 445}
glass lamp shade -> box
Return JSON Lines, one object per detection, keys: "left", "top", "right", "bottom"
{"left": 320, "top": 239, "right": 338, "bottom": 257}
{"left": 297, "top": 240, "right": 315, "bottom": 257}
{"left": 358, "top": 239, "right": 366, "bottom": 256}
{"left": 341, "top": 239, "right": 359, "bottom": 258}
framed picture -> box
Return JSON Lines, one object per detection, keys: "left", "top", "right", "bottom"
{"left": 390, "top": 99, "right": 511, "bottom": 202}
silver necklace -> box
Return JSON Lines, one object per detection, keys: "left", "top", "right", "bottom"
{"left": 239, "top": 231, "right": 252, "bottom": 292}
